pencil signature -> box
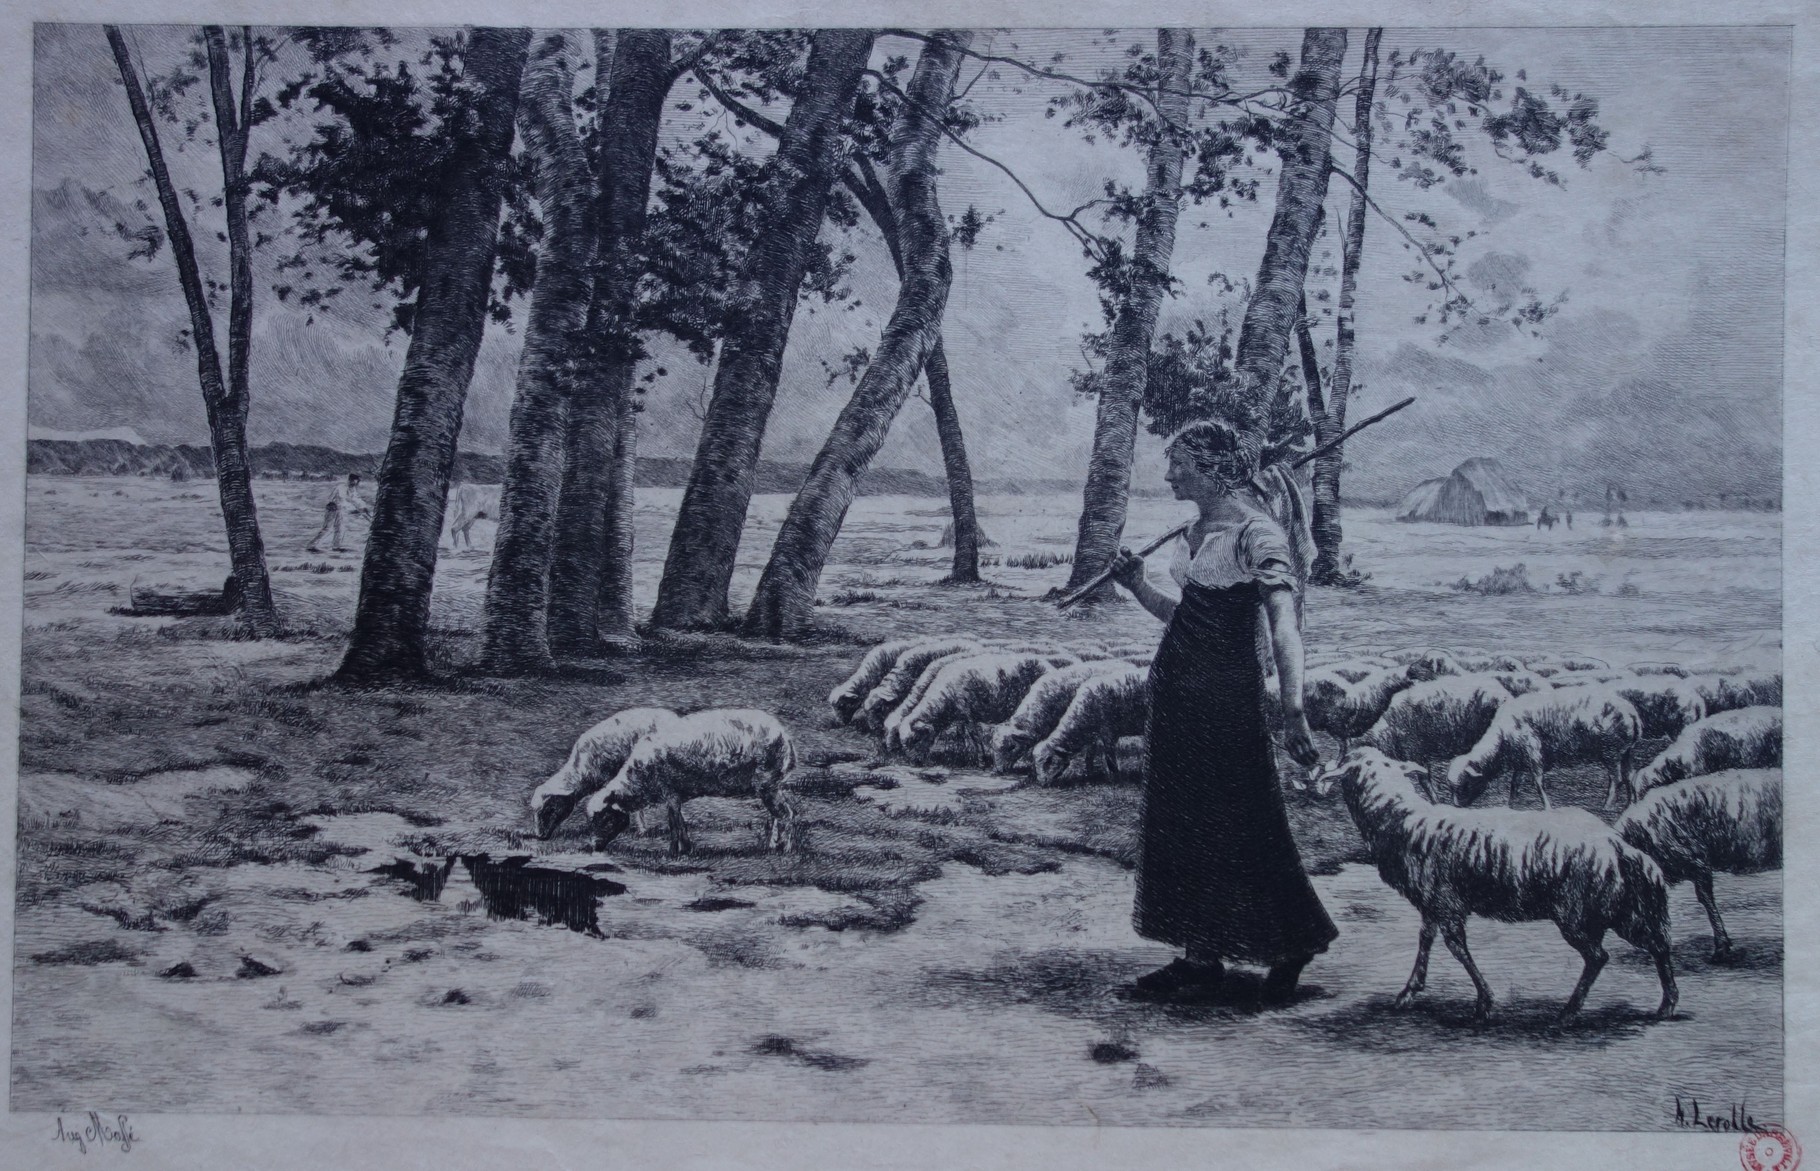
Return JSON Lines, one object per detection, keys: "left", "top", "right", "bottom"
{"left": 53, "top": 1112, "right": 137, "bottom": 1154}
{"left": 1674, "top": 1095, "right": 1773, "bottom": 1134}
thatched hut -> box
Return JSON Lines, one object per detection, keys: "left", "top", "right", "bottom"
{"left": 1395, "top": 458, "right": 1530, "bottom": 526}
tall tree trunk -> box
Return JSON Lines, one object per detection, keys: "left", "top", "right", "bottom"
{"left": 650, "top": 30, "right": 876, "bottom": 631}
{"left": 1231, "top": 28, "right": 1348, "bottom": 408}
{"left": 108, "top": 26, "right": 279, "bottom": 636}
{"left": 1310, "top": 27, "right": 1380, "bottom": 584}
{"left": 1060, "top": 29, "right": 1194, "bottom": 601}
{"left": 546, "top": 30, "right": 674, "bottom": 656}
{"left": 336, "top": 27, "right": 530, "bottom": 683}
{"left": 480, "top": 32, "right": 597, "bottom": 674}
{"left": 924, "top": 339, "right": 979, "bottom": 583}
{"left": 743, "top": 31, "right": 970, "bottom": 641}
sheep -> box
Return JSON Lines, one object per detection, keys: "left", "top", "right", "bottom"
{"left": 1331, "top": 747, "right": 1677, "bottom": 1021}
{"left": 1305, "top": 664, "right": 1415, "bottom": 756}
{"left": 1392, "top": 648, "right": 1465, "bottom": 682}
{"left": 1614, "top": 769, "right": 1781, "bottom": 961}
{"left": 892, "top": 652, "right": 1072, "bottom": 765}
{"left": 1684, "top": 673, "right": 1783, "bottom": 715}
{"left": 531, "top": 707, "right": 679, "bottom": 839}
{"left": 1631, "top": 706, "right": 1782, "bottom": 794}
{"left": 1608, "top": 677, "right": 1708, "bottom": 741}
{"left": 1031, "top": 666, "right": 1150, "bottom": 785}
{"left": 1627, "top": 661, "right": 1689, "bottom": 678}
{"left": 881, "top": 648, "right": 999, "bottom": 744}
{"left": 1523, "top": 654, "right": 1611, "bottom": 679}
{"left": 991, "top": 660, "right": 1128, "bottom": 773}
{"left": 1360, "top": 674, "right": 1524, "bottom": 777}
{"left": 828, "top": 638, "right": 919, "bottom": 724}
{"left": 1456, "top": 653, "right": 1527, "bottom": 673}
{"left": 584, "top": 709, "right": 797, "bottom": 856}
{"left": 854, "top": 637, "right": 986, "bottom": 732}
{"left": 1446, "top": 686, "right": 1643, "bottom": 811}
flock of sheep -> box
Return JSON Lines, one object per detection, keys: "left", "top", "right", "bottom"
{"left": 526, "top": 630, "right": 1783, "bottom": 1023}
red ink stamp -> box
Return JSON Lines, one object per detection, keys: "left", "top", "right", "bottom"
{"left": 1741, "top": 1127, "right": 1801, "bottom": 1171}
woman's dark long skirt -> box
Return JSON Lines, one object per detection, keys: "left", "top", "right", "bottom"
{"left": 1133, "top": 579, "right": 1338, "bottom": 965}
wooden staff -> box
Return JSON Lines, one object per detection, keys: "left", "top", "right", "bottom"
{"left": 1054, "top": 396, "right": 1417, "bottom": 609}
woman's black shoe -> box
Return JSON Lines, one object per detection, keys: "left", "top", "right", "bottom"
{"left": 1260, "top": 956, "right": 1310, "bottom": 1005}
{"left": 1126, "top": 957, "right": 1224, "bottom": 1002}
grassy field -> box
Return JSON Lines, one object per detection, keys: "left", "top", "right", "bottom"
{"left": 9, "top": 475, "right": 1783, "bottom": 1127}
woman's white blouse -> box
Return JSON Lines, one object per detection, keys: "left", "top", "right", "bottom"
{"left": 1166, "top": 515, "right": 1298, "bottom": 591}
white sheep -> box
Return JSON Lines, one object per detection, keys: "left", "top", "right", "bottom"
{"left": 1031, "top": 666, "right": 1149, "bottom": 785}
{"left": 1568, "top": 676, "right": 1707, "bottom": 741}
{"left": 1361, "top": 674, "right": 1524, "bottom": 773}
{"left": 584, "top": 709, "right": 797, "bottom": 856}
{"left": 1684, "top": 673, "right": 1783, "bottom": 715}
{"left": 1615, "top": 768, "right": 1781, "bottom": 961}
{"left": 828, "top": 638, "right": 918, "bottom": 724}
{"left": 854, "top": 637, "right": 985, "bottom": 732}
{"left": 1455, "top": 653, "right": 1527, "bottom": 673}
{"left": 991, "top": 660, "right": 1127, "bottom": 773}
{"left": 1393, "top": 648, "right": 1465, "bottom": 682}
{"left": 1626, "top": 661, "right": 1689, "bottom": 678}
{"left": 1305, "top": 664, "right": 1415, "bottom": 756}
{"left": 1332, "top": 748, "right": 1677, "bottom": 1022}
{"left": 882, "top": 647, "right": 1002, "bottom": 744}
{"left": 1631, "top": 706, "right": 1782, "bottom": 794}
{"left": 893, "top": 652, "right": 1071, "bottom": 765}
{"left": 531, "top": 708, "right": 679, "bottom": 839}
{"left": 1446, "top": 686, "right": 1643, "bottom": 811}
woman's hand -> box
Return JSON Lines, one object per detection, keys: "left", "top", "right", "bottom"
{"left": 1281, "top": 708, "right": 1319, "bottom": 770}
{"left": 1109, "top": 548, "right": 1147, "bottom": 591}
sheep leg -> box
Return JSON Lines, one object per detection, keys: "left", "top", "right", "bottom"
{"left": 1394, "top": 920, "right": 1438, "bottom": 1008}
{"left": 1693, "top": 868, "right": 1734, "bottom": 961}
{"left": 1531, "top": 771, "right": 1552, "bottom": 810}
{"left": 1440, "top": 923, "right": 1496, "bottom": 1020}
{"left": 666, "top": 798, "right": 691, "bottom": 857}
{"left": 1618, "top": 747, "right": 1635, "bottom": 808}
{"left": 759, "top": 784, "right": 797, "bottom": 854}
{"left": 1558, "top": 930, "right": 1609, "bottom": 1020}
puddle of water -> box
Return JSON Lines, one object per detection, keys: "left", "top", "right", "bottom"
{"left": 460, "top": 855, "right": 628, "bottom": 937}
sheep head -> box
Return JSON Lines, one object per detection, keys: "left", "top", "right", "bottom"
{"left": 531, "top": 790, "right": 579, "bottom": 840}
{"left": 902, "top": 719, "right": 939, "bottom": 764}
{"left": 832, "top": 692, "right": 864, "bottom": 725}
{"left": 1031, "top": 742, "right": 1069, "bottom": 786}
{"left": 587, "top": 796, "right": 633, "bottom": 852}
{"left": 990, "top": 725, "right": 1029, "bottom": 774}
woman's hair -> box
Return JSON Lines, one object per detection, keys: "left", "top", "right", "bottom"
{"left": 1165, "top": 420, "right": 1260, "bottom": 491}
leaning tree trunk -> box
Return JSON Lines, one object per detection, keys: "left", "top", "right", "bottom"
{"left": 924, "top": 339, "right": 980, "bottom": 583}
{"left": 743, "top": 31, "right": 970, "bottom": 641}
{"left": 1309, "top": 27, "right": 1380, "bottom": 584}
{"left": 109, "top": 26, "right": 279, "bottom": 636}
{"left": 480, "top": 32, "right": 597, "bottom": 674}
{"left": 336, "top": 27, "right": 530, "bottom": 683}
{"left": 1231, "top": 28, "right": 1348, "bottom": 408}
{"left": 650, "top": 29, "right": 876, "bottom": 631}
{"left": 1060, "top": 28, "right": 1194, "bottom": 603}
{"left": 546, "top": 30, "right": 673, "bottom": 656}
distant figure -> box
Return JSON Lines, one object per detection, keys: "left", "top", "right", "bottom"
{"left": 308, "top": 472, "right": 370, "bottom": 553}
{"left": 1536, "top": 507, "right": 1556, "bottom": 531}
{"left": 445, "top": 483, "right": 492, "bottom": 549}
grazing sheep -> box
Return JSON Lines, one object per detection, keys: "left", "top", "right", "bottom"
{"left": 1627, "top": 661, "right": 1689, "bottom": 678}
{"left": 882, "top": 648, "right": 1006, "bottom": 744}
{"left": 531, "top": 708, "right": 679, "bottom": 839}
{"left": 1456, "top": 653, "right": 1527, "bottom": 673}
{"left": 1446, "top": 687, "right": 1643, "bottom": 811}
{"left": 854, "top": 637, "right": 985, "bottom": 731}
{"left": 991, "top": 661, "right": 1127, "bottom": 773}
{"left": 828, "top": 638, "right": 919, "bottom": 724}
{"left": 1632, "top": 707, "right": 1782, "bottom": 794}
{"left": 1607, "top": 677, "right": 1709, "bottom": 741}
{"left": 893, "top": 653, "right": 1072, "bottom": 764}
{"left": 1685, "top": 673, "right": 1783, "bottom": 715}
{"left": 1306, "top": 665, "right": 1415, "bottom": 756}
{"left": 584, "top": 709, "right": 797, "bottom": 856}
{"left": 1031, "top": 666, "right": 1150, "bottom": 785}
{"left": 1615, "top": 769, "right": 1781, "bottom": 960}
{"left": 1394, "top": 648, "right": 1465, "bottom": 682}
{"left": 1361, "top": 674, "right": 1524, "bottom": 774}
{"left": 1333, "top": 748, "right": 1677, "bottom": 1021}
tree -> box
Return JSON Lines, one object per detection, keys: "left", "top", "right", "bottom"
{"left": 105, "top": 25, "right": 280, "bottom": 635}
{"left": 1231, "top": 29, "right": 1348, "bottom": 409}
{"left": 479, "top": 31, "right": 597, "bottom": 674}
{"left": 650, "top": 29, "right": 876, "bottom": 631}
{"left": 545, "top": 30, "right": 720, "bottom": 656}
{"left": 1059, "top": 29, "right": 1195, "bottom": 602}
{"left": 1306, "top": 28, "right": 1380, "bottom": 583}
{"left": 743, "top": 31, "right": 972, "bottom": 640}
{"left": 335, "top": 27, "right": 531, "bottom": 682}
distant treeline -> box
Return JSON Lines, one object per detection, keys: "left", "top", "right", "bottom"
{"left": 24, "top": 438, "right": 1091, "bottom": 498}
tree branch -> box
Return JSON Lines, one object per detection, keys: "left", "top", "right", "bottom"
{"left": 690, "top": 65, "right": 785, "bottom": 137}
{"left": 1327, "top": 161, "right": 1475, "bottom": 314}
{"left": 667, "top": 30, "right": 724, "bottom": 84}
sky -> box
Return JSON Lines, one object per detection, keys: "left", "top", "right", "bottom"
{"left": 28, "top": 24, "right": 1791, "bottom": 505}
